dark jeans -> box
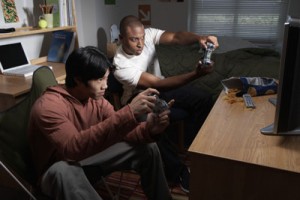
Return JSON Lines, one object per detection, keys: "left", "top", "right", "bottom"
{"left": 125, "top": 85, "right": 213, "bottom": 183}
{"left": 160, "top": 84, "right": 213, "bottom": 147}
{"left": 158, "top": 85, "right": 213, "bottom": 182}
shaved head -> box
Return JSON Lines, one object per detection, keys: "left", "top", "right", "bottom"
{"left": 119, "top": 15, "right": 144, "bottom": 36}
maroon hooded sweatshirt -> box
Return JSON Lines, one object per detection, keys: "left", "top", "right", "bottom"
{"left": 28, "top": 85, "right": 155, "bottom": 178}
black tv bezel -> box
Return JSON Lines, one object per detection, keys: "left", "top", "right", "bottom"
{"left": 261, "top": 17, "right": 300, "bottom": 136}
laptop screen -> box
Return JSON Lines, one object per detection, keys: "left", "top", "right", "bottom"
{"left": 0, "top": 43, "right": 29, "bottom": 70}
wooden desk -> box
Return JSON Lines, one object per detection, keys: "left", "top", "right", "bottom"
{"left": 0, "top": 57, "right": 66, "bottom": 111}
{"left": 188, "top": 92, "right": 300, "bottom": 200}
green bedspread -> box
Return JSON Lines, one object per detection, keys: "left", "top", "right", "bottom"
{"left": 157, "top": 44, "right": 280, "bottom": 101}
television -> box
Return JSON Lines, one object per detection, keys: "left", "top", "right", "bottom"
{"left": 261, "top": 16, "right": 300, "bottom": 135}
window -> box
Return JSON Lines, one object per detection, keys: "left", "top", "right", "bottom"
{"left": 188, "top": 0, "right": 289, "bottom": 47}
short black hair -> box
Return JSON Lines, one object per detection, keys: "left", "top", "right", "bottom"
{"left": 65, "top": 46, "right": 111, "bottom": 88}
{"left": 119, "top": 15, "right": 143, "bottom": 36}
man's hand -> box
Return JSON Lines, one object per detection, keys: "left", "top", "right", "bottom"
{"left": 146, "top": 109, "right": 170, "bottom": 136}
{"left": 195, "top": 60, "right": 214, "bottom": 76}
{"left": 146, "top": 99, "right": 174, "bottom": 135}
{"left": 128, "top": 88, "right": 159, "bottom": 119}
{"left": 199, "top": 35, "right": 219, "bottom": 49}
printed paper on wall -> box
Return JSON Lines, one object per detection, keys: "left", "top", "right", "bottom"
{"left": 1, "top": 0, "right": 19, "bottom": 23}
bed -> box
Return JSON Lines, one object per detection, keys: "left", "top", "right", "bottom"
{"left": 156, "top": 37, "right": 280, "bottom": 101}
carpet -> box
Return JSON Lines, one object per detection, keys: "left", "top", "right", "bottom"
{"left": 95, "top": 170, "right": 189, "bottom": 200}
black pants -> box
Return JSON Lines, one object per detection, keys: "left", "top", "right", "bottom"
{"left": 161, "top": 84, "right": 213, "bottom": 147}
{"left": 159, "top": 85, "right": 213, "bottom": 182}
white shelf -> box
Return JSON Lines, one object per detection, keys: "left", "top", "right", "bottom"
{"left": 0, "top": 26, "right": 77, "bottom": 39}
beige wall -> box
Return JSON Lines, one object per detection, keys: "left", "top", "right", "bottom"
{"left": 75, "top": 0, "right": 188, "bottom": 51}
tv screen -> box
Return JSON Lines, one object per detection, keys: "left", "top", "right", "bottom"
{"left": 261, "top": 16, "right": 300, "bottom": 135}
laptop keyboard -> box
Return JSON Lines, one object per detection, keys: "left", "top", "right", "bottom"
{"left": 4, "top": 65, "right": 42, "bottom": 76}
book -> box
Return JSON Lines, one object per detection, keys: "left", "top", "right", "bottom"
{"left": 67, "top": 0, "right": 74, "bottom": 26}
{"left": 46, "top": 0, "right": 60, "bottom": 27}
{"left": 59, "top": 0, "right": 68, "bottom": 26}
{"left": 47, "top": 30, "right": 75, "bottom": 63}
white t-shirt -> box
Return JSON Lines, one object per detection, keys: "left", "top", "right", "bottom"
{"left": 113, "top": 28, "right": 165, "bottom": 105}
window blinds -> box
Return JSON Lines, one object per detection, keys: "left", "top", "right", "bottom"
{"left": 188, "top": 0, "right": 289, "bottom": 47}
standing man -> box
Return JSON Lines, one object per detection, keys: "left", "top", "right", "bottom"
{"left": 113, "top": 15, "right": 219, "bottom": 193}
{"left": 27, "top": 46, "right": 173, "bottom": 200}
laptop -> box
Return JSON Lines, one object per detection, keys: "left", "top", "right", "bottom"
{"left": 0, "top": 42, "right": 49, "bottom": 77}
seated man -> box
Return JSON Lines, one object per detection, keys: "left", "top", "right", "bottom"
{"left": 113, "top": 15, "right": 219, "bottom": 192}
{"left": 27, "top": 46, "right": 173, "bottom": 200}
